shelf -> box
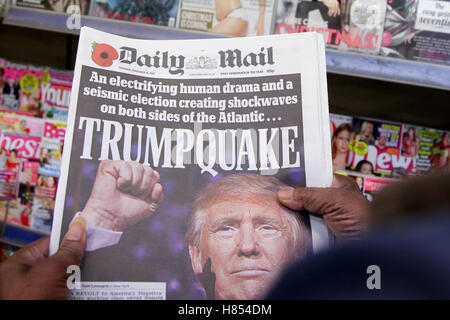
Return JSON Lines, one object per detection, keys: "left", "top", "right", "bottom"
{"left": 0, "top": 222, "right": 49, "bottom": 247}
{"left": 325, "top": 50, "right": 450, "bottom": 91}
{"left": 2, "top": 6, "right": 225, "bottom": 40}
{"left": 2, "top": 6, "right": 450, "bottom": 90}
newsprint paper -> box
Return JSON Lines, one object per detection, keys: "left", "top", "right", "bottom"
{"left": 50, "top": 27, "right": 333, "bottom": 300}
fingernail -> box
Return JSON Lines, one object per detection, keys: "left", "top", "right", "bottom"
{"left": 66, "top": 217, "right": 86, "bottom": 241}
{"left": 278, "top": 188, "right": 293, "bottom": 201}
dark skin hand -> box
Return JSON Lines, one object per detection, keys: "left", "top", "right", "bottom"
{"left": 278, "top": 174, "right": 370, "bottom": 241}
{"left": 0, "top": 217, "right": 86, "bottom": 300}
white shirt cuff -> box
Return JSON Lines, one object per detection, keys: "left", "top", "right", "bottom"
{"left": 71, "top": 212, "right": 123, "bottom": 252}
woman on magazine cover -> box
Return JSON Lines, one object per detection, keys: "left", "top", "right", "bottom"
{"left": 211, "top": 0, "right": 266, "bottom": 36}
{"left": 402, "top": 127, "right": 419, "bottom": 157}
{"left": 354, "top": 120, "right": 375, "bottom": 146}
{"left": 432, "top": 132, "right": 450, "bottom": 172}
{"left": 332, "top": 123, "right": 352, "bottom": 171}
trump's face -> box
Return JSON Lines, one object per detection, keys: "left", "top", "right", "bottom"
{"left": 190, "top": 196, "right": 296, "bottom": 300}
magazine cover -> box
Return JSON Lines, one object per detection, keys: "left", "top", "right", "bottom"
{"left": 362, "top": 175, "right": 397, "bottom": 201}
{"left": 431, "top": 130, "right": 449, "bottom": 172}
{"left": 0, "top": 199, "right": 22, "bottom": 225}
{"left": 15, "top": 0, "right": 90, "bottom": 15}
{"left": 18, "top": 160, "right": 39, "bottom": 207}
{"left": 329, "top": 113, "right": 352, "bottom": 172}
{"left": 381, "top": 0, "right": 450, "bottom": 65}
{"left": 0, "top": 61, "right": 45, "bottom": 116}
{"left": 346, "top": 117, "right": 414, "bottom": 176}
{"left": 39, "top": 70, "right": 73, "bottom": 120}
{"left": 43, "top": 120, "right": 67, "bottom": 144}
{"left": 330, "top": 113, "right": 353, "bottom": 136}
{"left": 274, "top": 0, "right": 387, "bottom": 54}
{"left": 0, "top": 132, "right": 41, "bottom": 161}
{"left": 38, "top": 137, "right": 62, "bottom": 176}
{"left": 0, "top": 61, "right": 32, "bottom": 112}
{"left": 89, "top": 0, "right": 179, "bottom": 27}
{"left": 0, "top": 153, "right": 22, "bottom": 199}
{"left": 50, "top": 27, "right": 332, "bottom": 300}
{"left": 177, "top": 0, "right": 276, "bottom": 36}
{"left": 0, "top": 110, "right": 35, "bottom": 134}
{"left": 0, "top": 111, "right": 47, "bottom": 137}
{"left": 400, "top": 124, "right": 441, "bottom": 175}
{"left": 31, "top": 197, "right": 54, "bottom": 233}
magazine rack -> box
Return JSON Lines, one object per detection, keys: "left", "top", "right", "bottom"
{"left": 2, "top": 5, "right": 450, "bottom": 90}
{"left": 0, "top": 187, "right": 49, "bottom": 248}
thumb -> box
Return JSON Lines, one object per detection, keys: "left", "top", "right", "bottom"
{"left": 51, "top": 217, "right": 87, "bottom": 268}
{"left": 278, "top": 187, "right": 336, "bottom": 214}
{"left": 278, "top": 188, "right": 301, "bottom": 210}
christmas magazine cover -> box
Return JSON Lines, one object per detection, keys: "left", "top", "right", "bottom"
{"left": 274, "top": 0, "right": 387, "bottom": 54}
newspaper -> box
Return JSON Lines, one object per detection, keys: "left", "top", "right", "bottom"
{"left": 50, "top": 27, "right": 332, "bottom": 300}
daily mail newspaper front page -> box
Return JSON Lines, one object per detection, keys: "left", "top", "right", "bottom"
{"left": 50, "top": 27, "right": 332, "bottom": 300}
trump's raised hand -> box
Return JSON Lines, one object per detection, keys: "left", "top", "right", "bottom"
{"left": 80, "top": 160, "right": 164, "bottom": 231}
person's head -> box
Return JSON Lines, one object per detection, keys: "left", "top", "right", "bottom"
{"left": 361, "top": 121, "right": 374, "bottom": 136}
{"left": 25, "top": 88, "right": 41, "bottom": 113}
{"left": 407, "top": 127, "right": 416, "bottom": 140}
{"left": 186, "top": 174, "right": 310, "bottom": 300}
{"left": 46, "top": 176, "right": 55, "bottom": 187}
{"left": 356, "top": 160, "right": 374, "bottom": 175}
{"left": 0, "top": 148, "right": 6, "bottom": 156}
{"left": 332, "top": 123, "right": 352, "bottom": 159}
{"left": 377, "top": 135, "right": 387, "bottom": 147}
{"left": 37, "top": 175, "right": 44, "bottom": 186}
{"left": 19, "top": 119, "right": 27, "bottom": 130}
{"left": 355, "top": 176, "right": 364, "bottom": 189}
{"left": 9, "top": 149, "right": 18, "bottom": 160}
{"left": 40, "top": 148, "right": 49, "bottom": 158}
{"left": 442, "top": 132, "right": 449, "bottom": 147}
{"left": 21, "top": 206, "right": 31, "bottom": 216}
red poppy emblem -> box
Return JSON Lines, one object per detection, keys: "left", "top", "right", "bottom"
{"left": 91, "top": 43, "right": 119, "bottom": 67}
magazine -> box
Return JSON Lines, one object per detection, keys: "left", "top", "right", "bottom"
{"left": 50, "top": 27, "right": 332, "bottom": 300}
{"left": 346, "top": 116, "right": 414, "bottom": 177}
{"left": 0, "top": 61, "right": 33, "bottom": 112}
{"left": 380, "top": 0, "right": 450, "bottom": 65}
{"left": 362, "top": 174, "right": 397, "bottom": 201}
{"left": 329, "top": 113, "right": 353, "bottom": 172}
{"left": 39, "top": 70, "right": 73, "bottom": 120}
{"left": 31, "top": 196, "right": 54, "bottom": 233}
{"left": 0, "top": 132, "right": 41, "bottom": 161}
{"left": 400, "top": 124, "right": 440, "bottom": 175}
{"left": 15, "top": 0, "right": 90, "bottom": 15}
{"left": 42, "top": 120, "right": 67, "bottom": 144}
{"left": 274, "top": 0, "right": 387, "bottom": 54}
{"left": 431, "top": 130, "right": 450, "bottom": 171}
{"left": 177, "top": 0, "right": 276, "bottom": 36}
{"left": 18, "top": 160, "right": 39, "bottom": 207}
{"left": 89, "top": 0, "right": 179, "bottom": 27}
{"left": 334, "top": 170, "right": 398, "bottom": 201}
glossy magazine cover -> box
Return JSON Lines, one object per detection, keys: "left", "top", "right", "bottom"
{"left": 89, "top": 0, "right": 179, "bottom": 27}
{"left": 274, "top": 0, "right": 387, "bottom": 53}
